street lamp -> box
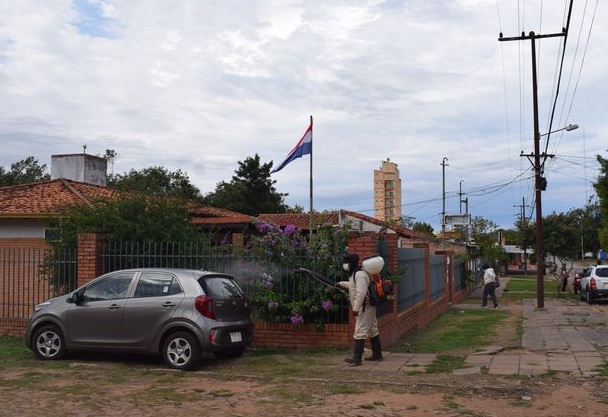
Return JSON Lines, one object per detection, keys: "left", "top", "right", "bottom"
{"left": 531, "top": 123, "right": 578, "bottom": 309}
{"left": 540, "top": 123, "right": 579, "bottom": 137}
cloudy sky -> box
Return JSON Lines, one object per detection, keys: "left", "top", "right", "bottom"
{"left": 0, "top": 1, "right": 605, "bottom": 231}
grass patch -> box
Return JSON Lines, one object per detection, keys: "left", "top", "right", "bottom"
{"left": 595, "top": 362, "right": 608, "bottom": 379}
{"left": 223, "top": 350, "right": 335, "bottom": 378}
{"left": 0, "top": 335, "right": 33, "bottom": 368}
{"left": 359, "top": 400, "right": 385, "bottom": 409}
{"left": 503, "top": 275, "right": 537, "bottom": 292}
{"left": 502, "top": 275, "right": 581, "bottom": 301}
{"left": 426, "top": 354, "right": 466, "bottom": 373}
{"left": 391, "top": 309, "right": 508, "bottom": 353}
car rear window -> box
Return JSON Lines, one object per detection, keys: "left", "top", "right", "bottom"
{"left": 199, "top": 276, "right": 245, "bottom": 299}
{"left": 595, "top": 268, "right": 608, "bottom": 278}
{"left": 134, "top": 272, "right": 183, "bottom": 298}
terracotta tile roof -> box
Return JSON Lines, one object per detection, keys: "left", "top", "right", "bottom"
{"left": 258, "top": 212, "right": 340, "bottom": 230}
{"left": 339, "top": 209, "right": 430, "bottom": 239}
{"left": 187, "top": 203, "right": 252, "bottom": 225}
{"left": 0, "top": 179, "right": 118, "bottom": 218}
{"left": 257, "top": 211, "right": 428, "bottom": 239}
{"left": 186, "top": 202, "right": 251, "bottom": 220}
{"left": 0, "top": 179, "right": 251, "bottom": 224}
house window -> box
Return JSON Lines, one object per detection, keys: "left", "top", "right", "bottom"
{"left": 44, "top": 228, "right": 61, "bottom": 242}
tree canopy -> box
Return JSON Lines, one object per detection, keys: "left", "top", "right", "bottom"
{"left": 52, "top": 195, "right": 201, "bottom": 246}
{"left": 469, "top": 216, "right": 507, "bottom": 267}
{"left": 0, "top": 156, "right": 50, "bottom": 186}
{"left": 108, "top": 166, "right": 203, "bottom": 202}
{"left": 203, "top": 154, "right": 288, "bottom": 216}
{"left": 593, "top": 154, "right": 608, "bottom": 249}
{"left": 542, "top": 212, "right": 581, "bottom": 269}
{"left": 395, "top": 215, "right": 434, "bottom": 236}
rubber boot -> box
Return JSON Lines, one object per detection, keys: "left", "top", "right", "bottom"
{"left": 344, "top": 339, "right": 364, "bottom": 365}
{"left": 365, "top": 335, "right": 383, "bottom": 361}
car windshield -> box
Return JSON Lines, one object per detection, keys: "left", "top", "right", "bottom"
{"left": 199, "top": 276, "right": 245, "bottom": 299}
{"left": 83, "top": 273, "right": 134, "bottom": 301}
{"left": 595, "top": 268, "right": 608, "bottom": 278}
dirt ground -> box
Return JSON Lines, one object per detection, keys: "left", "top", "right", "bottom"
{"left": 2, "top": 365, "right": 608, "bottom": 417}
{"left": 3, "top": 303, "right": 608, "bottom": 416}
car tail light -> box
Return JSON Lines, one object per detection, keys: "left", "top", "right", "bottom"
{"left": 195, "top": 295, "right": 215, "bottom": 319}
{"left": 209, "top": 329, "right": 217, "bottom": 342}
{"left": 590, "top": 278, "right": 597, "bottom": 289}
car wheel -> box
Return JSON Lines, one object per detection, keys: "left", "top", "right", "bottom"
{"left": 586, "top": 289, "right": 595, "bottom": 305}
{"left": 213, "top": 347, "right": 246, "bottom": 359}
{"left": 162, "top": 331, "right": 201, "bottom": 371}
{"left": 32, "top": 325, "right": 66, "bottom": 360}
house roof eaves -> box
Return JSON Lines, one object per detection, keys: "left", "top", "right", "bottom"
{"left": 0, "top": 213, "right": 63, "bottom": 219}
{"left": 190, "top": 215, "right": 253, "bottom": 225}
{"left": 339, "top": 209, "right": 431, "bottom": 240}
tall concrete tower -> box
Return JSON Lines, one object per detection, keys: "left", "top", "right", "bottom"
{"left": 373, "top": 158, "right": 402, "bottom": 222}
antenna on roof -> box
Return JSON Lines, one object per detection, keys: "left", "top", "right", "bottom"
{"left": 83, "top": 144, "right": 87, "bottom": 154}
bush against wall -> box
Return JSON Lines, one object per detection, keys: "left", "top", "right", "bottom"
{"left": 245, "top": 220, "right": 350, "bottom": 330}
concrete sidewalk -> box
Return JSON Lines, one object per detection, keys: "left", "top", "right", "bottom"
{"left": 345, "top": 290, "right": 608, "bottom": 376}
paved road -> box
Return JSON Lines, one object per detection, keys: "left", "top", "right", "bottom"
{"left": 346, "top": 280, "right": 608, "bottom": 376}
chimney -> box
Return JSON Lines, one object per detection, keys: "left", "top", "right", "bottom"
{"left": 51, "top": 153, "right": 107, "bottom": 186}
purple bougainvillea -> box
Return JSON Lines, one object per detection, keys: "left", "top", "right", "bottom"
{"left": 290, "top": 314, "right": 304, "bottom": 325}
{"left": 283, "top": 224, "right": 297, "bottom": 235}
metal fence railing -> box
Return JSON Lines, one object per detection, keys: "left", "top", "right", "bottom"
{"left": 1, "top": 242, "right": 352, "bottom": 327}
{"left": 99, "top": 241, "right": 351, "bottom": 326}
{"left": 0, "top": 247, "right": 76, "bottom": 319}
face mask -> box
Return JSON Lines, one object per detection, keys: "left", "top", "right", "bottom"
{"left": 342, "top": 263, "right": 350, "bottom": 271}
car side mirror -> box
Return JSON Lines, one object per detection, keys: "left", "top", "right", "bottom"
{"left": 67, "top": 289, "right": 84, "bottom": 304}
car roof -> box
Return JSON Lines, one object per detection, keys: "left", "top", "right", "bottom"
{"left": 109, "top": 268, "right": 232, "bottom": 276}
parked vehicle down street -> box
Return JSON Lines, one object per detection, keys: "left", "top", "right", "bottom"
{"left": 578, "top": 265, "right": 608, "bottom": 304}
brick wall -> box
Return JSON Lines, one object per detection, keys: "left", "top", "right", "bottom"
{"left": 1, "top": 239, "right": 54, "bottom": 337}
{"left": 252, "top": 322, "right": 350, "bottom": 349}
{"left": 0, "top": 318, "right": 28, "bottom": 337}
{"left": 0, "top": 238, "right": 51, "bottom": 250}
{"left": 76, "top": 233, "right": 104, "bottom": 288}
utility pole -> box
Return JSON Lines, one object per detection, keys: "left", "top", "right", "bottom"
{"left": 514, "top": 197, "right": 530, "bottom": 271}
{"left": 441, "top": 157, "right": 449, "bottom": 246}
{"left": 459, "top": 180, "right": 464, "bottom": 214}
{"left": 462, "top": 196, "right": 469, "bottom": 244}
{"left": 499, "top": 2, "right": 572, "bottom": 309}
{"left": 513, "top": 196, "right": 528, "bottom": 224}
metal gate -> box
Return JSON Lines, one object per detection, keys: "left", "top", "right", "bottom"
{"left": 396, "top": 247, "right": 425, "bottom": 311}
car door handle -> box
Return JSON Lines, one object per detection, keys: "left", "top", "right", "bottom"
{"left": 108, "top": 304, "right": 121, "bottom": 310}
{"left": 162, "top": 302, "right": 176, "bottom": 308}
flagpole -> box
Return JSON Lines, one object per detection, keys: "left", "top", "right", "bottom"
{"left": 309, "top": 115, "right": 314, "bottom": 246}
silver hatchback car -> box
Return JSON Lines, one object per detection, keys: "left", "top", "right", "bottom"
{"left": 25, "top": 268, "right": 253, "bottom": 370}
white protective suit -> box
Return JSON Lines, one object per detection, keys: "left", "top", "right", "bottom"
{"left": 338, "top": 269, "right": 379, "bottom": 340}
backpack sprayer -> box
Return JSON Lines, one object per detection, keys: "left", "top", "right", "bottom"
{"left": 293, "top": 268, "right": 348, "bottom": 295}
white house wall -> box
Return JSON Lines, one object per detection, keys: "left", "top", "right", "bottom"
{"left": 0, "top": 219, "right": 45, "bottom": 238}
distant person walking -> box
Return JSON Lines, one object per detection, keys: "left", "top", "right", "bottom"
{"left": 482, "top": 264, "right": 499, "bottom": 309}
{"left": 560, "top": 267, "right": 569, "bottom": 292}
